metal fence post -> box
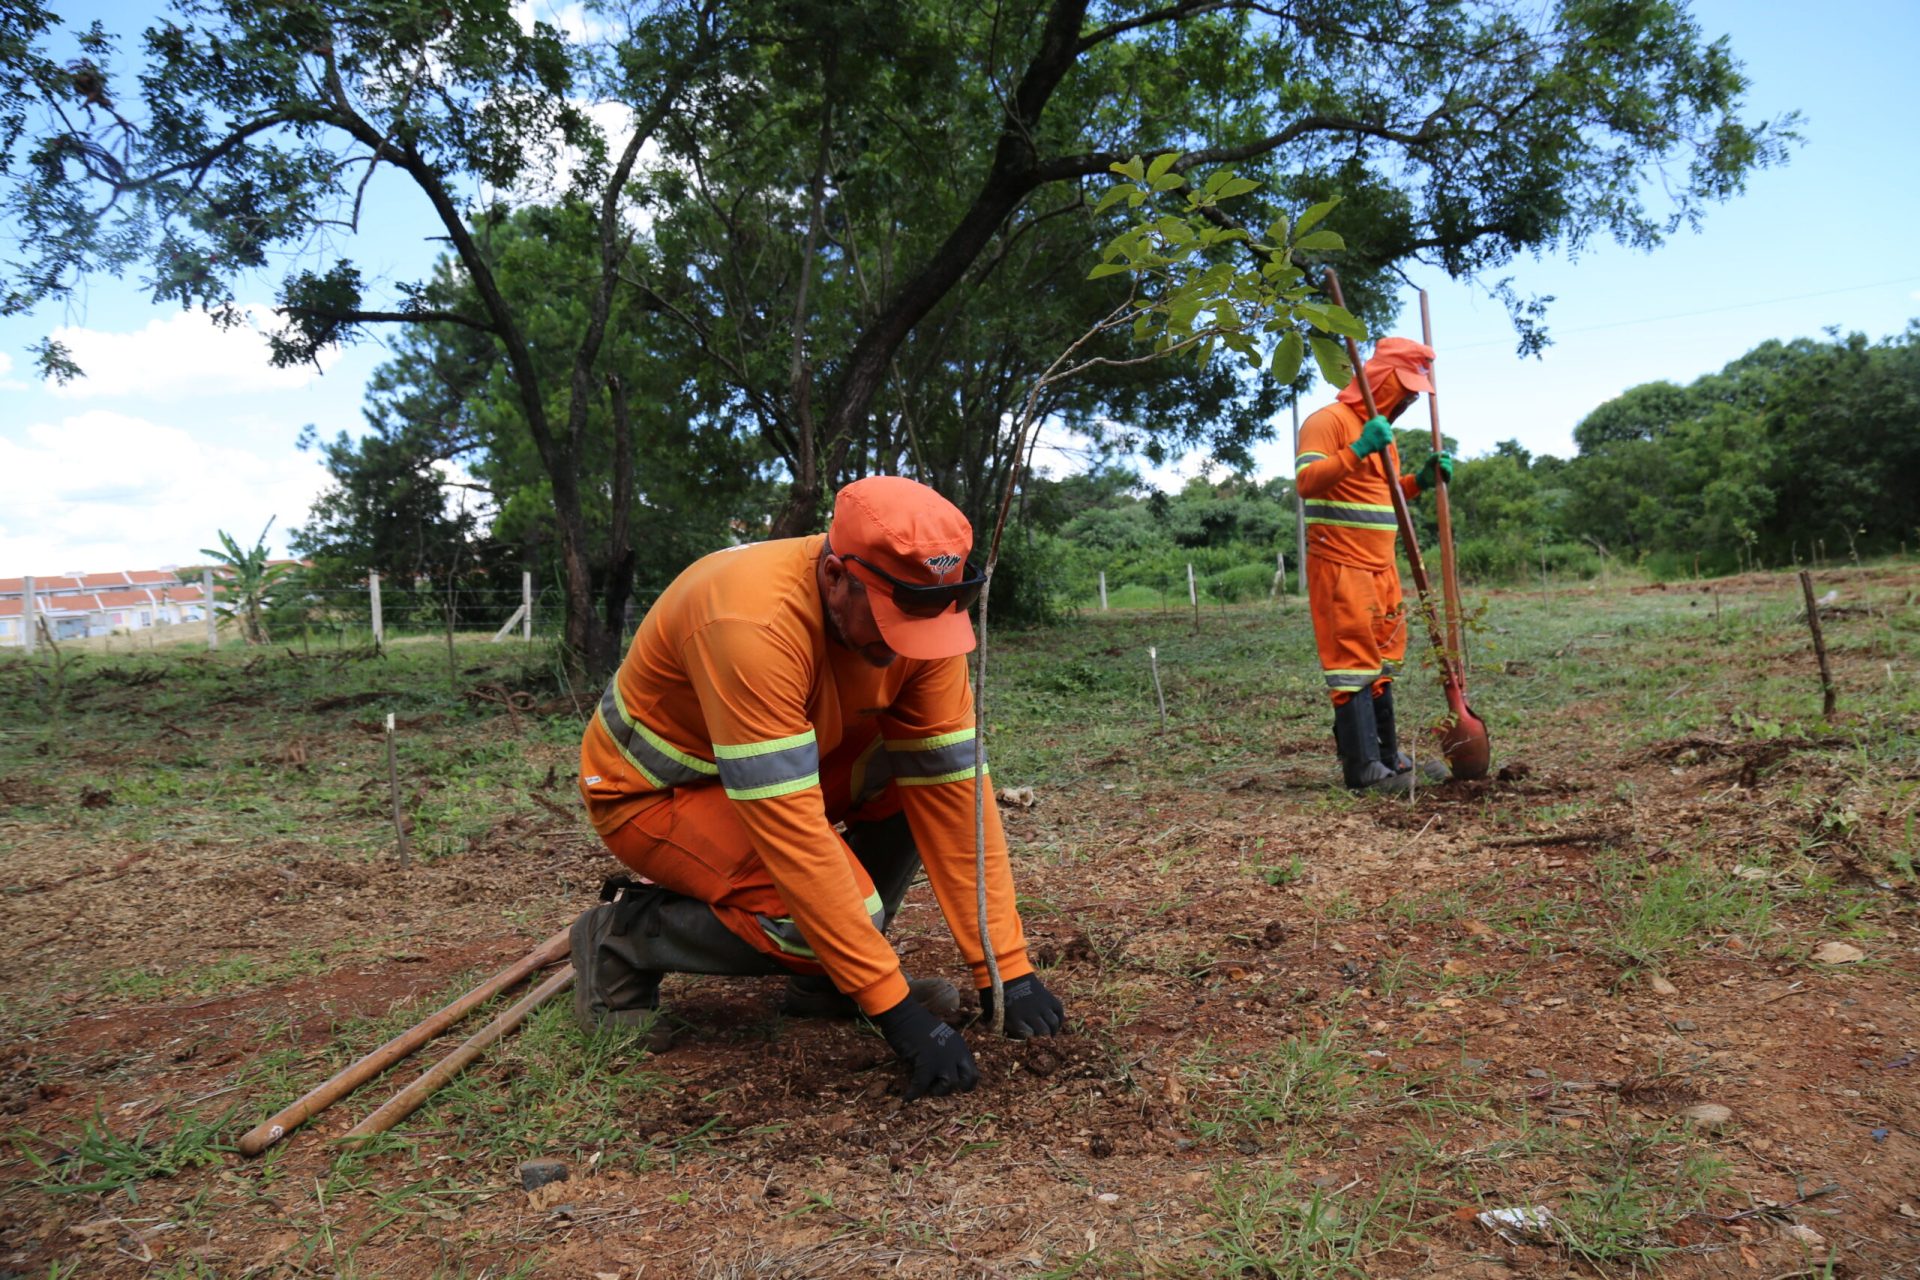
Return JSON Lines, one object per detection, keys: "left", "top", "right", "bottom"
{"left": 22, "top": 575, "right": 36, "bottom": 654}
{"left": 522, "top": 571, "right": 532, "bottom": 643}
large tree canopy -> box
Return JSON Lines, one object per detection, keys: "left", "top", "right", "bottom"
{"left": 4, "top": 0, "right": 1794, "bottom": 672}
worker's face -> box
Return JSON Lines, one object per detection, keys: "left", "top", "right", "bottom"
{"left": 821, "top": 555, "right": 898, "bottom": 668}
{"left": 1385, "top": 388, "right": 1417, "bottom": 422}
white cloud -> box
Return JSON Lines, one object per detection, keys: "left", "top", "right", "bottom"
{"left": 47, "top": 308, "right": 327, "bottom": 401}
{"left": 0, "top": 411, "right": 331, "bottom": 574}
{"left": 0, "top": 349, "right": 23, "bottom": 391}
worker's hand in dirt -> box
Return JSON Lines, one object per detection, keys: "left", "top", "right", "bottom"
{"left": 872, "top": 994, "right": 978, "bottom": 1100}
{"left": 1350, "top": 415, "right": 1395, "bottom": 459}
{"left": 1416, "top": 451, "right": 1454, "bottom": 490}
{"left": 977, "top": 974, "right": 1066, "bottom": 1039}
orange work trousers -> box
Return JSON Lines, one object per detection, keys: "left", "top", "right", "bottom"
{"left": 597, "top": 727, "right": 900, "bottom": 974}
{"left": 1307, "top": 556, "right": 1406, "bottom": 704}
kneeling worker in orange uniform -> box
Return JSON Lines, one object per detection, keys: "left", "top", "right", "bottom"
{"left": 1295, "top": 337, "right": 1453, "bottom": 794}
{"left": 574, "top": 476, "right": 1064, "bottom": 1100}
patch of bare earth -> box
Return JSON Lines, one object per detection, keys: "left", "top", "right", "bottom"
{"left": 2, "top": 574, "right": 1917, "bottom": 1278}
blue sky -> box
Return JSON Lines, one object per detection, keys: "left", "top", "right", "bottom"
{"left": 3, "top": 0, "right": 1916, "bottom": 574}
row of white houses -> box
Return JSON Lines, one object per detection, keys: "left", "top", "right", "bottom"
{"left": 0, "top": 571, "right": 214, "bottom": 646}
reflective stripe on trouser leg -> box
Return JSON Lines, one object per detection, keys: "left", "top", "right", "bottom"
{"left": 598, "top": 781, "right": 886, "bottom": 975}
{"left": 1308, "top": 557, "right": 1406, "bottom": 704}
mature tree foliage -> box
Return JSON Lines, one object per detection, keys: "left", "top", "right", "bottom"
{"left": 1442, "top": 324, "right": 1920, "bottom": 579}
{"left": 7, "top": 0, "right": 1792, "bottom": 668}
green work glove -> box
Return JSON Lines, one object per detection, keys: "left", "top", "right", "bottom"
{"left": 1350, "top": 415, "right": 1394, "bottom": 459}
{"left": 1416, "top": 452, "right": 1454, "bottom": 490}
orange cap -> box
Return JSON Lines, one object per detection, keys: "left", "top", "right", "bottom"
{"left": 1337, "top": 336, "right": 1436, "bottom": 411}
{"left": 828, "top": 477, "right": 978, "bottom": 660}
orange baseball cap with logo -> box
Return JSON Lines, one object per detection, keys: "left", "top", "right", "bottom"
{"left": 827, "top": 476, "right": 983, "bottom": 660}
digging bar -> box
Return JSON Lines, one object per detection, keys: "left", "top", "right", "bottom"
{"left": 238, "top": 926, "right": 571, "bottom": 1156}
{"left": 1319, "top": 270, "right": 1492, "bottom": 779}
{"left": 340, "top": 964, "right": 576, "bottom": 1145}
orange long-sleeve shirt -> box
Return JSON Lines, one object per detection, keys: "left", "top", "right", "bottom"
{"left": 579, "top": 534, "right": 1031, "bottom": 1013}
{"left": 1295, "top": 401, "right": 1421, "bottom": 571}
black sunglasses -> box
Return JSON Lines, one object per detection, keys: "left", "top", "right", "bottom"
{"left": 836, "top": 548, "right": 986, "bottom": 617}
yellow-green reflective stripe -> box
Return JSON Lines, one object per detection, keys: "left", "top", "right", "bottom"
{"left": 757, "top": 917, "right": 815, "bottom": 957}
{"left": 884, "top": 729, "right": 973, "bottom": 752}
{"left": 714, "top": 730, "right": 816, "bottom": 759}
{"left": 715, "top": 730, "right": 820, "bottom": 799}
{"left": 756, "top": 890, "right": 884, "bottom": 958}
{"left": 635, "top": 719, "right": 719, "bottom": 775}
{"left": 724, "top": 772, "right": 820, "bottom": 802}
{"left": 898, "top": 765, "right": 990, "bottom": 787}
{"left": 597, "top": 681, "right": 717, "bottom": 787}
{"left": 596, "top": 706, "right": 665, "bottom": 790}
{"left": 1295, "top": 452, "right": 1327, "bottom": 467}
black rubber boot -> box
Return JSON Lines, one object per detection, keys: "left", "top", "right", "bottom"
{"left": 571, "top": 877, "right": 783, "bottom": 1036}
{"left": 1333, "top": 695, "right": 1413, "bottom": 796}
{"left": 780, "top": 814, "right": 960, "bottom": 1018}
{"left": 1373, "top": 684, "right": 1452, "bottom": 782}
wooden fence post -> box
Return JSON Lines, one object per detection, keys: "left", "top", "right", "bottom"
{"left": 1098, "top": 571, "right": 1108, "bottom": 611}
{"left": 522, "top": 571, "right": 532, "bottom": 643}
{"left": 1798, "top": 571, "right": 1836, "bottom": 719}
{"left": 1187, "top": 563, "right": 1198, "bottom": 633}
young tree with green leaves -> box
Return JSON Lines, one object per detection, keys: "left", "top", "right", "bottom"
{"left": 198, "top": 520, "right": 295, "bottom": 645}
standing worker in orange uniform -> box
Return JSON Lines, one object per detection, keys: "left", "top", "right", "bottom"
{"left": 573, "top": 476, "right": 1065, "bottom": 1101}
{"left": 1294, "top": 338, "right": 1453, "bottom": 794}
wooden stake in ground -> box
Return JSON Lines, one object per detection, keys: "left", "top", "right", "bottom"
{"left": 1187, "top": 563, "right": 1199, "bottom": 632}
{"left": 237, "top": 927, "right": 570, "bottom": 1155}
{"left": 386, "top": 713, "right": 410, "bottom": 868}
{"left": 1798, "top": 570, "right": 1837, "bottom": 719}
{"left": 1149, "top": 645, "right": 1168, "bottom": 733}
{"left": 341, "top": 965, "right": 575, "bottom": 1145}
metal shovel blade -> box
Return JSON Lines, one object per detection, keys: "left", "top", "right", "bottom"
{"left": 1439, "top": 681, "right": 1492, "bottom": 780}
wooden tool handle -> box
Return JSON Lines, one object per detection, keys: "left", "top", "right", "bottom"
{"left": 341, "top": 965, "right": 576, "bottom": 1145}
{"left": 238, "top": 926, "right": 571, "bottom": 1156}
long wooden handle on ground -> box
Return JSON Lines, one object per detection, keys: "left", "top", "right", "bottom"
{"left": 342, "top": 964, "right": 575, "bottom": 1145}
{"left": 237, "top": 927, "right": 571, "bottom": 1156}
{"left": 1418, "top": 290, "right": 1466, "bottom": 684}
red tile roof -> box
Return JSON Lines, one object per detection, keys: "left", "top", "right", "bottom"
{"left": 80, "top": 572, "right": 132, "bottom": 589}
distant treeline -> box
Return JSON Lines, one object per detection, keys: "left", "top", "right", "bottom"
{"left": 1016, "top": 324, "right": 1920, "bottom": 610}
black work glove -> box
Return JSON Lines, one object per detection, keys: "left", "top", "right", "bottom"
{"left": 871, "top": 994, "right": 977, "bottom": 1101}
{"left": 977, "top": 974, "right": 1065, "bottom": 1039}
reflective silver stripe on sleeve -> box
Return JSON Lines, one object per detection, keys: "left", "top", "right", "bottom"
{"left": 886, "top": 728, "right": 984, "bottom": 787}
{"left": 598, "top": 681, "right": 719, "bottom": 789}
{"left": 714, "top": 731, "right": 821, "bottom": 801}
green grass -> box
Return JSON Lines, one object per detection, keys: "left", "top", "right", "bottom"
{"left": 13, "top": 1103, "right": 236, "bottom": 1200}
{"left": 1181, "top": 1028, "right": 1368, "bottom": 1143}
{"left": 1598, "top": 850, "right": 1776, "bottom": 973}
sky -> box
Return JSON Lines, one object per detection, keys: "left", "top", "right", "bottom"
{"left": 3, "top": 0, "right": 1917, "bottom": 576}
